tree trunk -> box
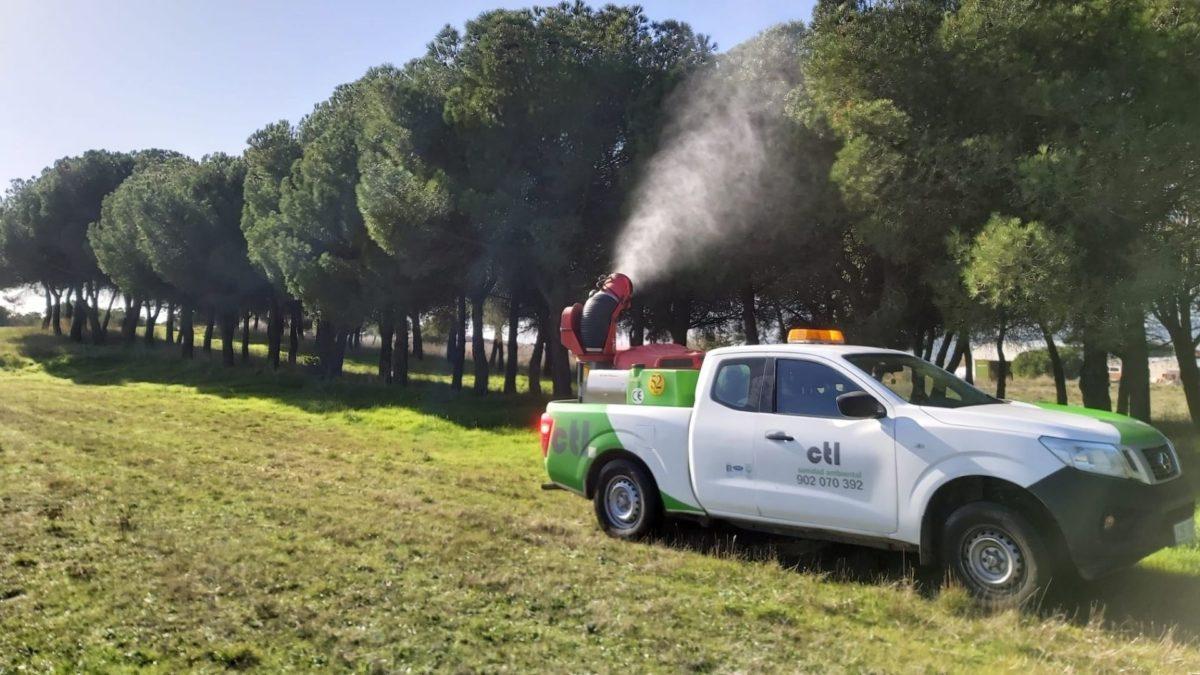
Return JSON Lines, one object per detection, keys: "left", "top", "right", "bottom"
{"left": 489, "top": 330, "right": 501, "bottom": 369}
{"left": 164, "top": 303, "right": 175, "bottom": 345}
{"left": 51, "top": 290, "right": 62, "bottom": 335}
{"left": 451, "top": 294, "right": 466, "bottom": 391}
{"left": 314, "top": 320, "right": 348, "bottom": 376}
{"left": 934, "top": 331, "right": 953, "bottom": 368}
{"left": 288, "top": 300, "right": 302, "bottom": 365}
{"left": 394, "top": 312, "right": 409, "bottom": 386}
{"left": 545, "top": 292, "right": 572, "bottom": 398}
{"left": 42, "top": 284, "right": 52, "bottom": 330}
{"left": 217, "top": 310, "right": 236, "bottom": 367}
{"left": 740, "top": 284, "right": 759, "bottom": 345}
{"left": 410, "top": 310, "right": 423, "bottom": 360}
{"left": 1039, "top": 323, "right": 1068, "bottom": 405}
{"left": 629, "top": 297, "right": 645, "bottom": 347}
{"left": 1079, "top": 336, "right": 1112, "bottom": 411}
{"left": 1122, "top": 312, "right": 1150, "bottom": 423}
{"left": 1161, "top": 311, "right": 1200, "bottom": 428}
{"left": 143, "top": 301, "right": 160, "bottom": 345}
{"left": 378, "top": 312, "right": 395, "bottom": 382}
{"left": 529, "top": 312, "right": 544, "bottom": 396}
{"left": 471, "top": 291, "right": 489, "bottom": 395}
{"left": 332, "top": 328, "right": 348, "bottom": 376}
{"left": 241, "top": 312, "right": 251, "bottom": 363}
{"left": 101, "top": 293, "right": 116, "bottom": 333}
{"left": 267, "top": 296, "right": 283, "bottom": 370}
{"left": 180, "top": 302, "right": 195, "bottom": 359}
{"left": 504, "top": 297, "right": 519, "bottom": 394}
{"left": 203, "top": 309, "right": 215, "bottom": 353}
{"left": 122, "top": 298, "right": 142, "bottom": 344}
{"left": 69, "top": 287, "right": 86, "bottom": 342}
{"left": 995, "top": 321, "right": 1007, "bottom": 399}
{"left": 86, "top": 285, "right": 104, "bottom": 345}
{"left": 946, "top": 331, "right": 968, "bottom": 374}
{"left": 964, "top": 342, "right": 974, "bottom": 384}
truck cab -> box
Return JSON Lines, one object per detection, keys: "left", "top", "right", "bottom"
{"left": 542, "top": 332, "right": 1195, "bottom": 607}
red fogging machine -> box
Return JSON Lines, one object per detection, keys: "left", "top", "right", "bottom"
{"left": 560, "top": 273, "right": 704, "bottom": 372}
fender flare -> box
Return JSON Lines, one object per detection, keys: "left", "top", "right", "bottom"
{"left": 909, "top": 453, "right": 1062, "bottom": 564}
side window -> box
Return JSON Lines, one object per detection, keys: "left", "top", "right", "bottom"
{"left": 775, "top": 359, "right": 862, "bottom": 417}
{"left": 711, "top": 358, "right": 766, "bottom": 411}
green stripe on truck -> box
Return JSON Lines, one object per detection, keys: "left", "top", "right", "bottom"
{"left": 1033, "top": 403, "right": 1165, "bottom": 447}
{"left": 545, "top": 405, "right": 615, "bottom": 493}
{"left": 662, "top": 492, "right": 705, "bottom": 513}
{"left": 546, "top": 403, "right": 706, "bottom": 514}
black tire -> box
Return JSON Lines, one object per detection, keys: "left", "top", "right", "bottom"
{"left": 940, "top": 501, "right": 1055, "bottom": 609}
{"left": 593, "top": 459, "right": 661, "bottom": 539}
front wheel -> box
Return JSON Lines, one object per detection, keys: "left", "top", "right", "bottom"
{"left": 941, "top": 502, "right": 1055, "bottom": 608}
{"left": 593, "top": 460, "right": 661, "bottom": 539}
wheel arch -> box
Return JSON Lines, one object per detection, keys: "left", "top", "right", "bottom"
{"left": 585, "top": 448, "right": 658, "bottom": 500}
{"left": 918, "top": 475, "right": 1069, "bottom": 567}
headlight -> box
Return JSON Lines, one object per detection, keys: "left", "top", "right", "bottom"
{"left": 1039, "top": 436, "right": 1138, "bottom": 480}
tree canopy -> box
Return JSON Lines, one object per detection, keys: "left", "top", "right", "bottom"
{"left": 2, "top": 0, "right": 1199, "bottom": 422}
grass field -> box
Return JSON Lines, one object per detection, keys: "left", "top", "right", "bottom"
{"left": 1, "top": 326, "right": 1198, "bottom": 672}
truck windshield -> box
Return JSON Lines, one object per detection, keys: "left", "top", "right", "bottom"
{"left": 843, "top": 353, "right": 999, "bottom": 409}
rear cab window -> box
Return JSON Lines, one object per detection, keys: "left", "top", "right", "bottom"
{"left": 711, "top": 358, "right": 766, "bottom": 411}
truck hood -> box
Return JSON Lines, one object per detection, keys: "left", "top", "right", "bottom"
{"left": 918, "top": 401, "right": 1166, "bottom": 448}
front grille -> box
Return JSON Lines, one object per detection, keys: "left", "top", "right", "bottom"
{"left": 1140, "top": 444, "right": 1180, "bottom": 481}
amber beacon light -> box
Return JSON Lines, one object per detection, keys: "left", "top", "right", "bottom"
{"left": 786, "top": 328, "right": 845, "bottom": 345}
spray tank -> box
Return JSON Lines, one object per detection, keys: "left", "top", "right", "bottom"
{"left": 560, "top": 273, "right": 704, "bottom": 403}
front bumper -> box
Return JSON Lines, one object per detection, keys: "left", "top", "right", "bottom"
{"left": 1029, "top": 468, "right": 1195, "bottom": 580}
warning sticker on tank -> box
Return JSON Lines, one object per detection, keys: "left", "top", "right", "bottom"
{"left": 648, "top": 373, "right": 666, "bottom": 396}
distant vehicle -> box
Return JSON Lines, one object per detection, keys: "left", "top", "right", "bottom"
{"left": 545, "top": 282, "right": 1194, "bottom": 607}
{"left": 1159, "top": 370, "right": 1182, "bottom": 386}
{"left": 1109, "top": 364, "right": 1122, "bottom": 382}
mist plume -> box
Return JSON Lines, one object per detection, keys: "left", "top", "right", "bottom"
{"left": 614, "top": 25, "right": 805, "bottom": 287}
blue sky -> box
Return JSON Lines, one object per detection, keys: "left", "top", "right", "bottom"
{"left": 0, "top": 1, "right": 817, "bottom": 188}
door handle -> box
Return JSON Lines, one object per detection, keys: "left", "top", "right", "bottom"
{"left": 764, "top": 431, "right": 794, "bottom": 442}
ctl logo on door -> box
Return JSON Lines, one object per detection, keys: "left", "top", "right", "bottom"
{"left": 647, "top": 373, "right": 666, "bottom": 396}
{"left": 807, "top": 441, "right": 841, "bottom": 465}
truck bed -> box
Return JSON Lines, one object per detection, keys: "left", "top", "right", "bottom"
{"left": 544, "top": 400, "right": 704, "bottom": 513}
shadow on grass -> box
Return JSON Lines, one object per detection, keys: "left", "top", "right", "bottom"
{"left": 652, "top": 518, "right": 1200, "bottom": 644}
{"left": 12, "top": 331, "right": 546, "bottom": 431}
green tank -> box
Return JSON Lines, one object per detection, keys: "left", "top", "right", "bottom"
{"left": 625, "top": 366, "right": 700, "bottom": 407}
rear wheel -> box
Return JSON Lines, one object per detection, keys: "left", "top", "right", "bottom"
{"left": 594, "top": 459, "right": 661, "bottom": 539}
{"left": 941, "top": 502, "right": 1055, "bottom": 608}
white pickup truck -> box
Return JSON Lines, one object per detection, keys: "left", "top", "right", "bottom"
{"left": 540, "top": 332, "right": 1195, "bottom": 605}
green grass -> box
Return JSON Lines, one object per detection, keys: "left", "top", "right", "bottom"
{"left": 1, "top": 327, "right": 1198, "bottom": 672}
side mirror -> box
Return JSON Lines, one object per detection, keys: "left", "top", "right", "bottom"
{"left": 837, "top": 391, "right": 886, "bottom": 419}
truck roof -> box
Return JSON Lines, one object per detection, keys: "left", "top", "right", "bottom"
{"left": 704, "top": 343, "right": 913, "bottom": 359}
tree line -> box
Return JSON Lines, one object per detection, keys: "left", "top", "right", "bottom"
{"left": 1, "top": 1, "right": 1198, "bottom": 426}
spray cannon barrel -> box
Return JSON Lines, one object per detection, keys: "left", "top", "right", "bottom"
{"left": 560, "top": 272, "right": 704, "bottom": 371}
{"left": 560, "top": 273, "right": 632, "bottom": 362}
